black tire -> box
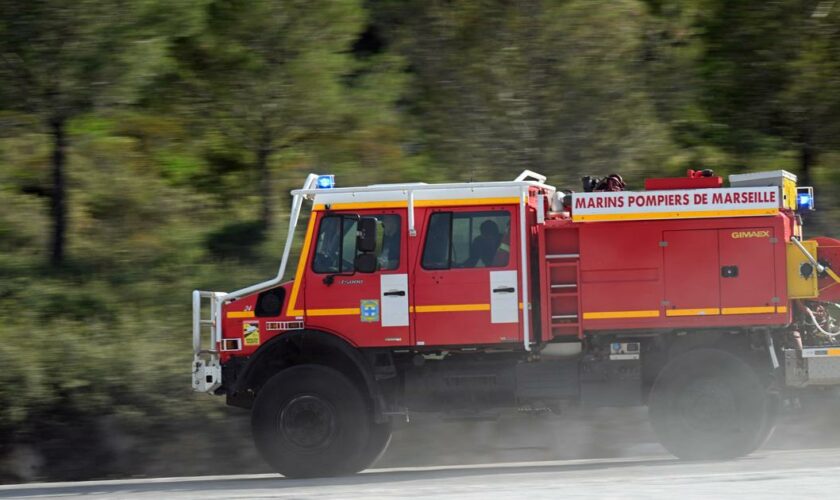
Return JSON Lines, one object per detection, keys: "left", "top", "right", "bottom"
{"left": 649, "top": 348, "right": 773, "bottom": 460}
{"left": 755, "top": 391, "right": 780, "bottom": 448}
{"left": 251, "top": 364, "right": 372, "bottom": 478}
{"left": 357, "top": 421, "right": 392, "bottom": 470}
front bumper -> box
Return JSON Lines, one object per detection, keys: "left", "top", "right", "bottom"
{"left": 193, "top": 355, "right": 222, "bottom": 393}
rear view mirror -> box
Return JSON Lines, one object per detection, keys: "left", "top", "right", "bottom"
{"left": 357, "top": 217, "right": 378, "bottom": 253}
{"left": 355, "top": 253, "right": 377, "bottom": 273}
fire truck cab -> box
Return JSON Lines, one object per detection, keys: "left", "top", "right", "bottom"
{"left": 192, "top": 170, "right": 840, "bottom": 478}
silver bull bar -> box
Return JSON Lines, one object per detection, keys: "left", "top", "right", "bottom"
{"left": 190, "top": 174, "right": 320, "bottom": 394}
{"left": 192, "top": 290, "right": 225, "bottom": 393}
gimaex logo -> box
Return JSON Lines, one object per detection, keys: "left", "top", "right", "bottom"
{"left": 731, "top": 230, "right": 770, "bottom": 239}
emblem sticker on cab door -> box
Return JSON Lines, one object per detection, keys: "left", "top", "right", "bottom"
{"left": 360, "top": 300, "right": 380, "bottom": 323}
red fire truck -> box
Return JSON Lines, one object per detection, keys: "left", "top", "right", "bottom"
{"left": 192, "top": 169, "right": 840, "bottom": 478}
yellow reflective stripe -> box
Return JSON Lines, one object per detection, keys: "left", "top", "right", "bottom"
{"left": 302, "top": 304, "right": 493, "bottom": 316}
{"left": 306, "top": 308, "right": 360, "bottom": 317}
{"left": 312, "top": 197, "right": 520, "bottom": 211}
{"left": 418, "top": 197, "right": 519, "bottom": 207}
{"left": 227, "top": 311, "right": 255, "bottom": 319}
{"left": 285, "top": 215, "right": 318, "bottom": 317}
{"left": 583, "top": 310, "right": 660, "bottom": 319}
{"left": 666, "top": 308, "right": 720, "bottom": 317}
{"left": 574, "top": 208, "right": 777, "bottom": 222}
{"left": 776, "top": 306, "right": 788, "bottom": 313}
{"left": 721, "top": 306, "right": 776, "bottom": 315}
{"left": 414, "top": 303, "right": 490, "bottom": 313}
{"left": 821, "top": 268, "right": 840, "bottom": 290}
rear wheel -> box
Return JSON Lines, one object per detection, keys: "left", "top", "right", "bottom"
{"left": 251, "top": 365, "right": 372, "bottom": 478}
{"left": 649, "top": 348, "right": 774, "bottom": 460}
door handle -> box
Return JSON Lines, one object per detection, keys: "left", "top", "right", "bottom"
{"left": 384, "top": 290, "right": 406, "bottom": 296}
{"left": 493, "top": 287, "right": 516, "bottom": 293}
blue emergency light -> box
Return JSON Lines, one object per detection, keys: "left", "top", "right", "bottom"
{"left": 316, "top": 174, "right": 335, "bottom": 189}
{"left": 797, "top": 187, "right": 815, "bottom": 211}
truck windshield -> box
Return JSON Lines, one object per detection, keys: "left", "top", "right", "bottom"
{"left": 313, "top": 215, "right": 358, "bottom": 274}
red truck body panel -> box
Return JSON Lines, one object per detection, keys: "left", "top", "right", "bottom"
{"left": 538, "top": 213, "right": 793, "bottom": 340}
{"left": 217, "top": 178, "right": 803, "bottom": 357}
{"left": 221, "top": 212, "right": 795, "bottom": 358}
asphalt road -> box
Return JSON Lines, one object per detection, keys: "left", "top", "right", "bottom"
{"left": 1, "top": 448, "right": 838, "bottom": 499}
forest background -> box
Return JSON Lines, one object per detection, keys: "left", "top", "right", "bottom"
{"left": 2, "top": 0, "right": 840, "bottom": 482}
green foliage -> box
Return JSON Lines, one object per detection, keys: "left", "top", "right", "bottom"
{"left": 170, "top": 0, "right": 413, "bottom": 227}
{"left": 206, "top": 221, "right": 267, "bottom": 260}
{"left": 370, "top": 0, "right": 681, "bottom": 186}
{"left": 695, "top": 0, "right": 840, "bottom": 184}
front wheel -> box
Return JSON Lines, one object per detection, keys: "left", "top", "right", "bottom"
{"left": 649, "top": 348, "right": 775, "bottom": 460}
{"left": 251, "top": 365, "right": 372, "bottom": 478}
{"left": 357, "top": 421, "right": 393, "bottom": 470}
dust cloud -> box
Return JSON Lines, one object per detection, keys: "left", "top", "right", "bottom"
{"left": 4, "top": 393, "right": 839, "bottom": 483}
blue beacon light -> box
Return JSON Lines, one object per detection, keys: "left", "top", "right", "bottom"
{"left": 796, "top": 187, "right": 815, "bottom": 211}
{"left": 316, "top": 175, "right": 335, "bottom": 189}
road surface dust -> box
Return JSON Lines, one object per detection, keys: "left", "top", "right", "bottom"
{"left": 1, "top": 447, "right": 837, "bottom": 499}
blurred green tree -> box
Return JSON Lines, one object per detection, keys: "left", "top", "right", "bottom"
{"left": 173, "top": 0, "right": 368, "bottom": 229}
{"left": 372, "top": 0, "right": 676, "bottom": 186}
{"left": 699, "top": 0, "right": 840, "bottom": 186}
{"left": 0, "top": 0, "right": 204, "bottom": 267}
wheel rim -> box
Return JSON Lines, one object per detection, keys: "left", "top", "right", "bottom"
{"left": 279, "top": 394, "right": 338, "bottom": 451}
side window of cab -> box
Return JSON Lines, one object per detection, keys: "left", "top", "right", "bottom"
{"left": 421, "top": 211, "right": 511, "bottom": 270}
{"left": 312, "top": 213, "right": 402, "bottom": 274}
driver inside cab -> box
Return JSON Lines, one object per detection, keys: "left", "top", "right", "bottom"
{"left": 463, "top": 220, "right": 509, "bottom": 268}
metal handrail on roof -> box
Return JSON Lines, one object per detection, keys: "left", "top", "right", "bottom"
{"left": 291, "top": 179, "right": 556, "bottom": 198}
{"left": 292, "top": 170, "right": 554, "bottom": 198}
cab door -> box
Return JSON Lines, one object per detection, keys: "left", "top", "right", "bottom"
{"left": 303, "top": 210, "right": 410, "bottom": 347}
{"left": 412, "top": 207, "right": 520, "bottom": 346}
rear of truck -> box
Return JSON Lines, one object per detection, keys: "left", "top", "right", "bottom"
{"left": 783, "top": 235, "right": 840, "bottom": 387}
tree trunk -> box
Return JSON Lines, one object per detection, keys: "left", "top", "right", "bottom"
{"left": 257, "top": 143, "right": 272, "bottom": 229}
{"left": 49, "top": 118, "right": 67, "bottom": 268}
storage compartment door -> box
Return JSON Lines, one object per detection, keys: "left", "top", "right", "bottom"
{"left": 663, "top": 230, "right": 720, "bottom": 315}
{"left": 718, "top": 228, "right": 777, "bottom": 314}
